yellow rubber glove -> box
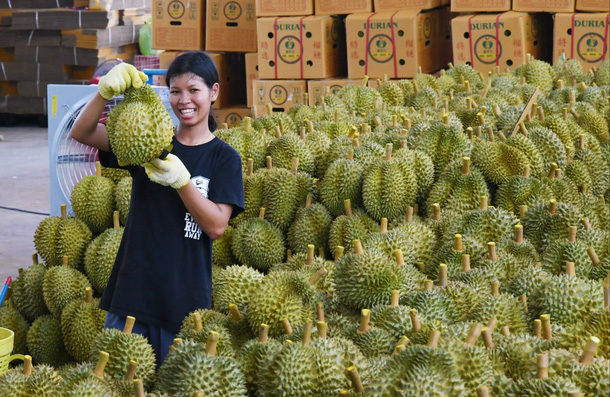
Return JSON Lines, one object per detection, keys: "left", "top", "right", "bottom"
{"left": 143, "top": 154, "right": 191, "bottom": 189}
{"left": 98, "top": 62, "right": 148, "bottom": 100}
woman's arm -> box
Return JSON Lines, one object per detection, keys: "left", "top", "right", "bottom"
{"left": 70, "top": 92, "right": 110, "bottom": 151}
{"left": 177, "top": 183, "right": 233, "bottom": 240}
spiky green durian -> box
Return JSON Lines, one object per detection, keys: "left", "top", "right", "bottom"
{"left": 222, "top": 117, "right": 272, "bottom": 173}
{"left": 406, "top": 288, "right": 460, "bottom": 325}
{"left": 212, "top": 224, "right": 237, "bottom": 268}
{"left": 320, "top": 147, "right": 365, "bottom": 217}
{"left": 105, "top": 84, "right": 174, "bottom": 166}
{"left": 0, "top": 300, "right": 29, "bottom": 355}
{"left": 231, "top": 208, "right": 285, "bottom": 271}
{"left": 346, "top": 309, "right": 394, "bottom": 359}
{"left": 261, "top": 165, "right": 310, "bottom": 232}
{"left": 237, "top": 324, "right": 282, "bottom": 395}
{"left": 266, "top": 133, "right": 315, "bottom": 175}
{"left": 449, "top": 204, "right": 519, "bottom": 247}
{"left": 71, "top": 162, "right": 115, "bottom": 235}
{"left": 570, "top": 103, "right": 609, "bottom": 144}
{"left": 11, "top": 255, "right": 50, "bottom": 321}
{"left": 114, "top": 175, "right": 131, "bottom": 225}
{"left": 377, "top": 77, "right": 404, "bottom": 106}
{"left": 84, "top": 211, "right": 123, "bottom": 294}
{"left": 522, "top": 199, "right": 583, "bottom": 253}
{"left": 513, "top": 59, "right": 555, "bottom": 92}
{"left": 60, "top": 287, "right": 106, "bottom": 362}
{"left": 58, "top": 352, "right": 115, "bottom": 396}
{"left": 566, "top": 139, "right": 610, "bottom": 197}
{"left": 26, "top": 314, "right": 70, "bottom": 366}
{"left": 327, "top": 199, "right": 371, "bottom": 255}
{"left": 370, "top": 293, "right": 414, "bottom": 340}
{"left": 0, "top": 356, "right": 63, "bottom": 396}
{"left": 337, "top": 77, "right": 382, "bottom": 115}
{"left": 42, "top": 256, "right": 90, "bottom": 317}
{"left": 495, "top": 173, "right": 554, "bottom": 215}
{"left": 466, "top": 292, "right": 529, "bottom": 334}
{"left": 177, "top": 312, "right": 236, "bottom": 358}
{"left": 287, "top": 196, "right": 333, "bottom": 256}
{"left": 212, "top": 265, "right": 264, "bottom": 314}
{"left": 101, "top": 166, "right": 129, "bottom": 184}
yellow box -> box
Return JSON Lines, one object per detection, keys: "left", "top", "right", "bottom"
{"left": 257, "top": 16, "right": 345, "bottom": 79}
{"left": 252, "top": 79, "right": 307, "bottom": 115}
{"left": 314, "top": 0, "right": 372, "bottom": 16}
{"left": 374, "top": 0, "right": 447, "bottom": 11}
{"left": 152, "top": 0, "right": 204, "bottom": 51}
{"left": 513, "top": 0, "right": 575, "bottom": 13}
{"left": 576, "top": 0, "right": 610, "bottom": 11}
{"left": 256, "top": 0, "right": 313, "bottom": 17}
{"left": 206, "top": 0, "right": 257, "bottom": 52}
{"left": 213, "top": 106, "right": 252, "bottom": 127}
{"left": 245, "top": 52, "right": 259, "bottom": 108}
{"left": 450, "top": 0, "right": 510, "bottom": 12}
{"left": 554, "top": 13, "right": 610, "bottom": 73}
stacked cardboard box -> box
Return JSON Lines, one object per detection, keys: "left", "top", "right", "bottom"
{"left": 0, "top": 1, "right": 147, "bottom": 116}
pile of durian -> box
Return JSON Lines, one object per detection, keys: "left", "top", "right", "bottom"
{"left": 1, "top": 56, "right": 609, "bottom": 396}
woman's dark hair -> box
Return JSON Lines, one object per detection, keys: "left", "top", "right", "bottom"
{"left": 166, "top": 51, "right": 219, "bottom": 131}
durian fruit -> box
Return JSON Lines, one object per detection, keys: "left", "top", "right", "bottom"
{"left": 247, "top": 268, "right": 324, "bottom": 337}
{"left": 497, "top": 224, "right": 539, "bottom": 270}
{"left": 26, "top": 314, "right": 71, "bottom": 366}
{"left": 71, "top": 161, "right": 116, "bottom": 234}
{"left": 302, "top": 121, "right": 332, "bottom": 177}
{"left": 426, "top": 157, "right": 490, "bottom": 217}
{"left": 287, "top": 194, "right": 333, "bottom": 256}
{"left": 221, "top": 117, "right": 272, "bottom": 173}
{"left": 111, "top": 360, "right": 139, "bottom": 397}
{"left": 337, "top": 76, "right": 382, "bottom": 115}
{"left": 266, "top": 129, "right": 315, "bottom": 175}
{"left": 335, "top": 240, "right": 404, "bottom": 311}
{"left": 449, "top": 199, "right": 519, "bottom": 246}
{"left": 569, "top": 103, "right": 609, "bottom": 144}
{"left": 177, "top": 311, "right": 236, "bottom": 358}
{"left": 522, "top": 199, "right": 583, "bottom": 253}
{"left": 406, "top": 285, "right": 460, "bottom": 326}
{"left": 394, "top": 143, "right": 435, "bottom": 201}
{"left": 231, "top": 207, "right": 286, "bottom": 271}
{"left": 58, "top": 351, "right": 115, "bottom": 396}
{"left": 114, "top": 175, "right": 132, "bottom": 225}
{"left": 560, "top": 336, "right": 610, "bottom": 395}
{"left": 565, "top": 136, "right": 610, "bottom": 197}
{"left": 105, "top": 83, "right": 174, "bottom": 166}
{"left": 60, "top": 287, "right": 106, "bottom": 362}
{"left": 387, "top": 207, "right": 437, "bottom": 265}
{"left": 0, "top": 355, "right": 63, "bottom": 396}
{"left": 513, "top": 58, "right": 555, "bottom": 93}
{"left": 212, "top": 265, "right": 264, "bottom": 314}
{"left": 229, "top": 158, "right": 269, "bottom": 227}
{"left": 252, "top": 105, "right": 297, "bottom": 136}
{"left": 33, "top": 204, "right": 92, "bottom": 268}
{"left": 495, "top": 168, "right": 554, "bottom": 215}
{"left": 466, "top": 281, "right": 529, "bottom": 335}
{"left": 237, "top": 324, "right": 282, "bottom": 396}
{"left": 431, "top": 234, "right": 487, "bottom": 280}
{"left": 101, "top": 166, "right": 130, "bottom": 184}
{"left": 11, "top": 254, "right": 50, "bottom": 321}
{"left": 90, "top": 316, "right": 156, "bottom": 385}
{"left": 222, "top": 304, "right": 255, "bottom": 351}
{"left": 328, "top": 199, "right": 372, "bottom": 255}
{"left": 320, "top": 147, "right": 365, "bottom": 217}
{"left": 509, "top": 352, "right": 580, "bottom": 396}
{"left": 562, "top": 308, "right": 610, "bottom": 359}
{"left": 155, "top": 332, "right": 248, "bottom": 396}
{"left": 0, "top": 296, "right": 29, "bottom": 355}
{"left": 542, "top": 226, "right": 594, "bottom": 278}
{"left": 84, "top": 211, "right": 123, "bottom": 293}
{"left": 370, "top": 290, "right": 414, "bottom": 340}
{"left": 212, "top": 224, "right": 237, "bottom": 268}
{"left": 42, "top": 255, "right": 91, "bottom": 317}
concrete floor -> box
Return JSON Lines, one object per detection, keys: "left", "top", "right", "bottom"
{"left": 0, "top": 123, "right": 50, "bottom": 284}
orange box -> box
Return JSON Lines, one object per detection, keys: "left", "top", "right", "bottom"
{"left": 452, "top": 12, "right": 547, "bottom": 75}
{"left": 554, "top": 13, "right": 610, "bottom": 73}
{"left": 152, "top": 0, "right": 204, "bottom": 51}
{"left": 374, "top": 0, "right": 447, "bottom": 11}
{"left": 513, "top": 0, "right": 575, "bottom": 13}
{"left": 252, "top": 79, "right": 307, "bottom": 115}
{"left": 451, "top": 0, "right": 510, "bottom": 12}
{"left": 345, "top": 7, "right": 450, "bottom": 79}
{"left": 257, "top": 16, "right": 345, "bottom": 79}
{"left": 245, "top": 52, "right": 259, "bottom": 108}
{"left": 576, "top": 0, "right": 610, "bottom": 11}
{"left": 206, "top": 0, "right": 257, "bottom": 52}
{"left": 314, "top": 0, "right": 372, "bottom": 16}
{"left": 307, "top": 78, "right": 359, "bottom": 105}
{"left": 213, "top": 106, "right": 252, "bottom": 127}
{"left": 256, "top": 0, "right": 313, "bottom": 17}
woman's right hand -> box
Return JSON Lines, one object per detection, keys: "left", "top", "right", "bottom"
{"left": 98, "top": 63, "right": 148, "bottom": 100}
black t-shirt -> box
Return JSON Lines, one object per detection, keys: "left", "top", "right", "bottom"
{"left": 98, "top": 135, "right": 244, "bottom": 333}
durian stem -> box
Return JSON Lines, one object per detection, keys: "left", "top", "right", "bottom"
{"left": 229, "top": 304, "right": 243, "bottom": 322}
{"left": 480, "top": 196, "right": 488, "bottom": 210}
{"left": 344, "top": 199, "right": 353, "bottom": 217}
{"left": 580, "top": 336, "right": 600, "bottom": 365}
{"left": 540, "top": 314, "right": 552, "bottom": 340}
{"left": 453, "top": 234, "right": 463, "bottom": 252}
{"left": 317, "top": 321, "right": 328, "bottom": 338}
{"left": 462, "top": 254, "right": 471, "bottom": 272}
{"left": 265, "top": 103, "right": 273, "bottom": 116}
{"left": 361, "top": 76, "right": 369, "bottom": 87}
{"left": 439, "top": 264, "right": 448, "bottom": 287}
{"left": 465, "top": 323, "right": 483, "bottom": 346}
{"left": 85, "top": 287, "right": 93, "bottom": 304}
{"left": 113, "top": 211, "right": 120, "bottom": 229}
{"left": 307, "top": 120, "right": 315, "bottom": 134}
{"left": 477, "top": 386, "right": 490, "bottom": 397}
{"left": 291, "top": 157, "right": 299, "bottom": 175}
{"left": 62, "top": 256, "right": 69, "bottom": 267}
{"left": 347, "top": 148, "right": 354, "bottom": 161}
{"left": 306, "top": 245, "right": 315, "bottom": 266}
{"left": 549, "top": 199, "right": 557, "bottom": 215}
{"left": 566, "top": 261, "right": 576, "bottom": 277}
{"left": 410, "top": 309, "right": 421, "bottom": 332}
{"left": 193, "top": 312, "right": 203, "bottom": 332}
{"left": 334, "top": 109, "right": 340, "bottom": 123}
{"left": 519, "top": 205, "right": 528, "bottom": 219}
{"left": 482, "top": 328, "right": 495, "bottom": 349}
{"left": 302, "top": 322, "right": 312, "bottom": 346}
{"left": 466, "top": 127, "right": 473, "bottom": 140}
{"left": 519, "top": 123, "right": 528, "bottom": 136}
{"left": 275, "top": 126, "right": 282, "bottom": 140}
{"left": 353, "top": 239, "right": 364, "bottom": 255}
{"left": 533, "top": 319, "right": 542, "bottom": 337}
{"left": 567, "top": 225, "right": 578, "bottom": 242}
{"left": 487, "top": 317, "right": 498, "bottom": 333}
{"left": 339, "top": 391, "right": 350, "bottom": 397}
{"left": 404, "top": 117, "right": 411, "bottom": 130}
{"left": 300, "top": 126, "right": 306, "bottom": 140}
{"left": 123, "top": 316, "right": 136, "bottom": 334}
{"left": 477, "top": 112, "right": 485, "bottom": 125}
{"left": 486, "top": 126, "right": 494, "bottom": 142}
{"left": 587, "top": 246, "right": 601, "bottom": 266}
{"left": 258, "top": 207, "right": 266, "bottom": 219}
{"left": 491, "top": 281, "right": 500, "bottom": 296}
{"left": 513, "top": 224, "right": 524, "bottom": 243}
{"left": 462, "top": 157, "right": 471, "bottom": 175}
{"left": 251, "top": 106, "right": 259, "bottom": 119}
{"left": 348, "top": 126, "right": 358, "bottom": 139}
{"left": 427, "top": 330, "right": 441, "bottom": 348}
{"left": 396, "top": 335, "right": 409, "bottom": 348}
{"left": 134, "top": 379, "right": 145, "bottom": 397}
{"left": 394, "top": 250, "right": 405, "bottom": 267}
{"left": 432, "top": 204, "right": 441, "bottom": 221}
{"left": 348, "top": 366, "right": 365, "bottom": 393}
{"left": 92, "top": 351, "right": 109, "bottom": 379}
{"left": 32, "top": 253, "right": 38, "bottom": 265}
{"left": 380, "top": 218, "right": 388, "bottom": 233}
{"left": 206, "top": 331, "right": 219, "bottom": 356}
{"left": 501, "top": 326, "right": 510, "bottom": 336}
{"left": 570, "top": 106, "right": 580, "bottom": 120}
{"left": 60, "top": 204, "right": 67, "bottom": 220}
{"left": 308, "top": 268, "right": 327, "bottom": 285}
{"left": 22, "top": 355, "right": 32, "bottom": 376}
{"left": 334, "top": 246, "right": 344, "bottom": 263}
{"left": 520, "top": 294, "right": 528, "bottom": 313}
{"left": 537, "top": 353, "right": 549, "bottom": 379}
{"left": 305, "top": 194, "right": 313, "bottom": 209}
{"left": 258, "top": 324, "right": 269, "bottom": 343}
{"left": 266, "top": 156, "right": 272, "bottom": 169}
{"left": 316, "top": 302, "right": 325, "bottom": 322}
{"left": 568, "top": 392, "right": 581, "bottom": 397}
{"left": 385, "top": 144, "right": 393, "bottom": 161}
{"left": 405, "top": 206, "right": 414, "bottom": 223}
{"left": 488, "top": 243, "right": 497, "bottom": 261}
{"left": 286, "top": 249, "right": 292, "bottom": 260}
{"left": 358, "top": 309, "right": 371, "bottom": 333}
{"left": 424, "top": 280, "right": 433, "bottom": 291}
{"left": 391, "top": 290, "right": 400, "bottom": 307}
{"left": 125, "top": 360, "right": 138, "bottom": 381}
{"left": 95, "top": 161, "right": 102, "bottom": 177}
{"left": 442, "top": 113, "right": 450, "bottom": 125}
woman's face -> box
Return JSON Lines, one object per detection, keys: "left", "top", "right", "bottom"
{"left": 169, "top": 73, "right": 219, "bottom": 129}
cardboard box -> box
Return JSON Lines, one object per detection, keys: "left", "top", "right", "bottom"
{"left": 257, "top": 16, "right": 345, "bottom": 79}
{"left": 152, "top": 0, "right": 204, "bottom": 51}
{"left": 554, "top": 13, "right": 610, "bottom": 73}
{"left": 256, "top": 0, "right": 313, "bottom": 17}
{"left": 452, "top": 12, "right": 548, "bottom": 75}
{"left": 314, "top": 0, "right": 372, "bottom": 16}
{"left": 345, "top": 7, "right": 450, "bottom": 79}
{"left": 307, "top": 78, "right": 359, "bottom": 105}
{"left": 206, "top": 0, "right": 257, "bottom": 52}
{"left": 450, "top": 0, "right": 510, "bottom": 12}
{"left": 513, "top": 0, "right": 575, "bottom": 13}
{"left": 245, "top": 52, "right": 258, "bottom": 108}
{"left": 213, "top": 106, "right": 252, "bottom": 127}
{"left": 576, "top": 0, "right": 610, "bottom": 11}
{"left": 252, "top": 79, "right": 307, "bottom": 115}
{"left": 374, "top": 0, "right": 446, "bottom": 11}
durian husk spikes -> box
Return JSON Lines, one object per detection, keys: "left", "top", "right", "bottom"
{"left": 358, "top": 309, "right": 371, "bottom": 333}
{"left": 394, "top": 249, "right": 405, "bottom": 267}
{"left": 465, "top": 323, "right": 483, "bottom": 346}
{"left": 427, "top": 329, "right": 441, "bottom": 348}
{"left": 480, "top": 196, "right": 488, "bottom": 210}
{"left": 462, "top": 254, "right": 471, "bottom": 272}
{"left": 519, "top": 205, "right": 528, "bottom": 220}
{"left": 348, "top": 365, "right": 365, "bottom": 393}
{"left": 514, "top": 224, "right": 524, "bottom": 243}
{"left": 391, "top": 290, "right": 400, "bottom": 307}
{"left": 409, "top": 309, "right": 421, "bottom": 332}
{"left": 537, "top": 353, "right": 549, "bottom": 379}
{"left": 125, "top": 360, "right": 138, "bottom": 381}
{"left": 488, "top": 242, "right": 497, "bottom": 261}
{"left": 316, "top": 302, "right": 325, "bottom": 322}
{"left": 317, "top": 321, "right": 327, "bottom": 338}
{"left": 302, "top": 322, "right": 313, "bottom": 346}
{"left": 491, "top": 281, "right": 500, "bottom": 297}
{"left": 566, "top": 261, "right": 576, "bottom": 277}
{"left": 229, "top": 304, "right": 243, "bottom": 323}
{"left": 462, "top": 157, "right": 471, "bottom": 175}
{"left": 533, "top": 319, "right": 542, "bottom": 337}
{"left": 353, "top": 239, "right": 364, "bottom": 255}
{"left": 439, "top": 264, "right": 448, "bottom": 287}
{"left": 487, "top": 317, "right": 498, "bottom": 333}
{"left": 85, "top": 287, "right": 93, "bottom": 304}
{"left": 454, "top": 234, "right": 464, "bottom": 252}
{"left": 61, "top": 204, "right": 68, "bottom": 220}
{"left": 540, "top": 314, "right": 552, "bottom": 340}
{"left": 92, "top": 351, "right": 110, "bottom": 379}
{"left": 205, "top": 331, "right": 219, "bottom": 356}
{"left": 587, "top": 246, "right": 600, "bottom": 266}
{"left": 334, "top": 246, "right": 344, "bottom": 263}
{"left": 520, "top": 294, "right": 528, "bottom": 313}
{"left": 580, "top": 336, "right": 600, "bottom": 365}
{"left": 482, "top": 327, "right": 494, "bottom": 349}
{"left": 306, "top": 244, "right": 315, "bottom": 266}
{"left": 22, "top": 355, "right": 33, "bottom": 376}
{"left": 258, "top": 324, "right": 269, "bottom": 343}
{"left": 477, "top": 385, "right": 490, "bottom": 397}
{"left": 308, "top": 268, "right": 327, "bottom": 285}
{"left": 134, "top": 379, "right": 145, "bottom": 397}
